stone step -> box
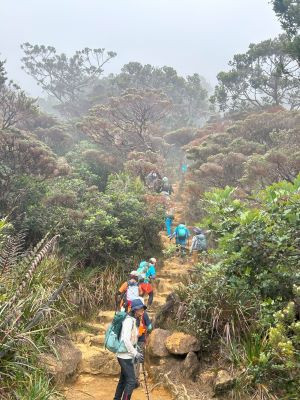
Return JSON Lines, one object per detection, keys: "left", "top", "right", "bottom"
{"left": 81, "top": 322, "right": 107, "bottom": 335}
{"left": 96, "top": 310, "right": 115, "bottom": 324}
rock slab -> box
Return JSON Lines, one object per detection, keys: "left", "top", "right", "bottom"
{"left": 165, "top": 332, "right": 200, "bottom": 355}
{"left": 147, "top": 328, "right": 171, "bottom": 357}
{"left": 39, "top": 337, "right": 82, "bottom": 385}
{"left": 77, "top": 344, "right": 120, "bottom": 376}
{"left": 182, "top": 352, "right": 199, "bottom": 379}
{"left": 214, "top": 369, "right": 235, "bottom": 394}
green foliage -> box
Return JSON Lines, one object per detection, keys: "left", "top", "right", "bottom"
{"left": 272, "top": 0, "right": 300, "bottom": 65}
{"left": 21, "top": 173, "right": 163, "bottom": 266}
{"left": 180, "top": 176, "right": 300, "bottom": 397}
{"left": 211, "top": 35, "right": 300, "bottom": 112}
{"left": 0, "top": 225, "right": 73, "bottom": 399}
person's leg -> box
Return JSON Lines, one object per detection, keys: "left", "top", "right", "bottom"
{"left": 120, "top": 358, "right": 136, "bottom": 400}
{"left": 135, "top": 341, "right": 145, "bottom": 387}
{"left": 147, "top": 291, "right": 154, "bottom": 306}
{"left": 114, "top": 358, "right": 126, "bottom": 400}
{"left": 165, "top": 218, "right": 172, "bottom": 236}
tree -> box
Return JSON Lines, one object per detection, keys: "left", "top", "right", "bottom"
{"left": 273, "top": 0, "right": 300, "bottom": 36}
{"left": 211, "top": 35, "right": 300, "bottom": 112}
{"left": 0, "top": 128, "right": 69, "bottom": 210}
{"left": 184, "top": 110, "right": 300, "bottom": 202}
{"left": 272, "top": 0, "right": 300, "bottom": 64}
{"left": 21, "top": 43, "right": 116, "bottom": 117}
{"left": 0, "top": 59, "right": 7, "bottom": 88}
{"left": 0, "top": 81, "right": 37, "bottom": 129}
{"left": 94, "top": 62, "right": 209, "bottom": 128}
{"left": 79, "top": 89, "right": 171, "bottom": 161}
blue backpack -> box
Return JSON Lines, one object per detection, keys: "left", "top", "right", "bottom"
{"left": 104, "top": 312, "right": 128, "bottom": 353}
{"left": 177, "top": 224, "right": 187, "bottom": 239}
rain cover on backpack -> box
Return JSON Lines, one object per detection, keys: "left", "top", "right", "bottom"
{"left": 177, "top": 224, "right": 187, "bottom": 238}
{"left": 104, "top": 311, "right": 128, "bottom": 353}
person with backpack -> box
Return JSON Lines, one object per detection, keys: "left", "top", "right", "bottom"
{"left": 160, "top": 176, "right": 174, "bottom": 196}
{"left": 115, "top": 271, "right": 143, "bottom": 311}
{"left": 190, "top": 227, "right": 207, "bottom": 265}
{"left": 170, "top": 223, "right": 190, "bottom": 256}
{"left": 134, "top": 297, "right": 152, "bottom": 387}
{"left": 138, "top": 258, "right": 156, "bottom": 307}
{"left": 112, "top": 298, "right": 146, "bottom": 400}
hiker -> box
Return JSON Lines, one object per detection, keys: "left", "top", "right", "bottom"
{"left": 113, "top": 298, "right": 146, "bottom": 400}
{"left": 190, "top": 227, "right": 207, "bottom": 265}
{"left": 135, "top": 297, "right": 152, "bottom": 387}
{"left": 153, "top": 176, "right": 163, "bottom": 193}
{"left": 165, "top": 206, "right": 175, "bottom": 237}
{"left": 115, "top": 271, "right": 143, "bottom": 311}
{"left": 170, "top": 223, "right": 190, "bottom": 255}
{"left": 136, "top": 260, "right": 149, "bottom": 280}
{"left": 139, "top": 258, "right": 156, "bottom": 307}
{"left": 145, "top": 170, "right": 158, "bottom": 189}
{"left": 160, "top": 176, "right": 173, "bottom": 196}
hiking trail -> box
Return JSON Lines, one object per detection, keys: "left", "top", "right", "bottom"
{"left": 63, "top": 194, "right": 194, "bottom": 399}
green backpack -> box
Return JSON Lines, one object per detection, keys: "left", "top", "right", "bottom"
{"left": 104, "top": 311, "right": 128, "bottom": 353}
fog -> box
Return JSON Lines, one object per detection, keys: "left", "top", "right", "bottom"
{"left": 1, "top": 0, "right": 282, "bottom": 96}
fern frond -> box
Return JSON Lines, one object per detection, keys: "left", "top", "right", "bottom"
{"left": 0, "top": 232, "right": 25, "bottom": 276}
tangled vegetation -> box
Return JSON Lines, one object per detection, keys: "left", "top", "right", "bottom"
{"left": 179, "top": 177, "right": 300, "bottom": 399}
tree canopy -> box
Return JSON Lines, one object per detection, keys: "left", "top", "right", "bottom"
{"left": 21, "top": 43, "right": 116, "bottom": 117}
{"left": 211, "top": 35, "right": 300, "bottom": 112}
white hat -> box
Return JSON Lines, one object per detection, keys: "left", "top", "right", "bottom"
{"left": 130, "top": 270, "right": 138, "bottom": 276}
{"left": 149, "top": 258, "right": 157, "bottom": 264}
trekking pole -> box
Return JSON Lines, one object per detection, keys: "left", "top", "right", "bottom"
{"left": 141, "top": 361, "right": 151, "bottom": 400}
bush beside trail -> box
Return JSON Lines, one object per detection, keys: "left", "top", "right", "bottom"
{"left": 176, "top": 176, "right": 300, "bottom": 399}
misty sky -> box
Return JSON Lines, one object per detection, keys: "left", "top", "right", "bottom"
{"left": 1, "top": 0, "right": 282, "bottom": 96}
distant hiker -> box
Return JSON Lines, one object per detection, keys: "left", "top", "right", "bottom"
{"left": 139, "top": 258, "right": 157, "bottom": 307}
{"left": 113, "top": 298, "right": 146, "bottom": 400}
{"left": 136, "top": 260, "right": 149, "bottom": 280}
{"left": 165, "top": 206, "right": 175, "bottom": 237}
{"left": 160, "top": 176, "right": 173, "bottom": 196}
{"left": 115, "top": 271, "right": 143, "bottom": 311}
{"left": 170, "top": 223, "right": 190, "bottom": 255}
{"left": 153, "top": 176, "right": 163, "bottom": 193}
{"left": 134, "top": 297, "right": 152, "bottom": 387}
{"left": 145, "top": 170, "right": 158, "bottom": 189}
{"left": 190, "top": 227, "right": 207, "bottom": 265}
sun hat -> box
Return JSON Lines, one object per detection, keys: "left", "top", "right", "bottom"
{"left": 131, "top": 298, "right": 147, "bottom": 311}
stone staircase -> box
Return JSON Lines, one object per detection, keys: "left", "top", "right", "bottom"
{"left": 64, "top": 195, "right": 189, "bottom": 399}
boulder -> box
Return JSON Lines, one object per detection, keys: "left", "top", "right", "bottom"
{"left": 165, "top": 332, "right": 200, "bottom": 355}
{"left": 199, "top": 370, "right": 216, "bottom": 386}
{"left": 182, "top": 352, "right": 199, "bottom": 379}
{"left": 147, "top": 328, "right": 171, "bottom": 358}
{"left": 39, "top": 337, "right": 82, "bottom": 385}
{"left": 214, "top": 369, "right": 235, "bottom": 394}
{"left": 77, "top": 344, "right": 120, "bottom": 375}
{"left": 38, "top": 354, "right": 65, "bottom": 385}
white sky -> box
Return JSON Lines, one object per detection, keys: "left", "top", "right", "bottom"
{"left": 0, "top": 0, "right": 282, "bottom": 96}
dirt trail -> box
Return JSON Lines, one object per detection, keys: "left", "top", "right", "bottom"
{"left": 64, "top": 194, "right": 189, "bottom": 400}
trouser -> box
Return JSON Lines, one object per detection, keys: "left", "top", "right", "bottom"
{"left": 165, "top": 217, "right": 173, "bottom": 236}
{"left": 134, "top": 342, "right": 145, "bottom": 385}
{"left": 114, "top": 358, "right": 136, "bottom": 400}
{"left": 148, "top": 291, "right": 154, "bottom": 306}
